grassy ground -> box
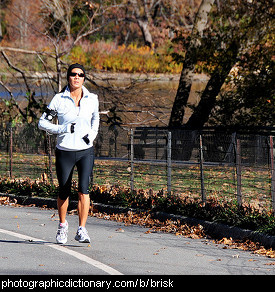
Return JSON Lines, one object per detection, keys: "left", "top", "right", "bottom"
{"left": 0, "top": 151, "right": 273, "bottom": 210}
{"left": 0, "top": 150, "right": 274, "bottom": 236}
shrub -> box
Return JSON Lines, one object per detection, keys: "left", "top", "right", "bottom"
{"left": 1, "top": 177, "right": 274, "bottom": 236}
{"left": 68, "top": 41, "right": 183, "bottom": 74}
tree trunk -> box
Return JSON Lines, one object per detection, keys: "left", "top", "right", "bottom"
{"left": 137, "top": 18, "right": 153, "bottom": 48}
{"left": 55, "top": 46, "right": 62, "bottom": 92}
{"left": 169, "top": 0, "right": 215, "bottom": 127}
{"left": 0, "top": 11, "right": 3, "bottom": 42}
{"left": 185, "top": 42, "right": 239, "bottom": 129}
{"left": 130, "top": 0, "right": 153, "bottom": 48}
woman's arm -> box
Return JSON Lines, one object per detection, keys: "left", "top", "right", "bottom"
{"left": 38, "top": 96, "right": 70, "bottom": 135}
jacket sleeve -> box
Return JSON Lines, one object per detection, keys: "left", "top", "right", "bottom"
{"left": 38, "top": 96, "right": 70, "bottom": 135}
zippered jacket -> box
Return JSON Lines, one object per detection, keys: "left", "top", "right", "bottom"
{"left": 38, "top": 86, "right": 99, "bottom": 151}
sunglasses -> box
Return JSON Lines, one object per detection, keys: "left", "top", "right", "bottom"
{"left": 69, "top": 72, "right": 85, "bottom": 78}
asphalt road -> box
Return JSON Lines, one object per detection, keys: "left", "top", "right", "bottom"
{"left": 0, "top": 204, "right": 274, "bottom": 275}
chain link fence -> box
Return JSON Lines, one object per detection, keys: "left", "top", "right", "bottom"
{"left": 0, "top": 123, "right": 274, "bottom": 213}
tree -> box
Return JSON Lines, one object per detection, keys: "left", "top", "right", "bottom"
{"left": 209, "top": 37, "right": 275, "bottom": 127}
{"left": 5, "top": 0, "right": 44, "bottom": 47}
{"left": 169, "top": 0, "right": 215, "bottom": 126}
{"left": 0, "top": 0, "right": 118, "bottom": 114}
{"left": 169, "top": 0, "right": 274, "bottom": 128}
{"left": 120, "top": 0, "right": 200, "bottom": 48}
{"left": 128, "top": 0, "right": 154, "bottom": 47}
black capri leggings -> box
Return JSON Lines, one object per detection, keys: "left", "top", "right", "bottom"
{"left": 55, "top": 147, "right": 94, "bottom": 200}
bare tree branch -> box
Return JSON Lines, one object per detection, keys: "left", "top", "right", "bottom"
{"left": 1, "top": 50, "right": 31, "bottom": 93}
{"left": 0, "top": 46, "right": 55, "bottom": 58}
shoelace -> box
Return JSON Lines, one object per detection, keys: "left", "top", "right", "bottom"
{"left": 78, "top": 227, "right": 88, "bottom": 237}
{"left": 57, "top": 225, "right": 67, "bottom": 236}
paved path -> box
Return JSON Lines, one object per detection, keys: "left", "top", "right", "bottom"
{"left": 0, "top": 205, "right": 274, "bottom": 275}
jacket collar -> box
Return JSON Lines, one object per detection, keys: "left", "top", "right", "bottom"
{"left": 63, "top": 85, "right": 89, "bottom": 98}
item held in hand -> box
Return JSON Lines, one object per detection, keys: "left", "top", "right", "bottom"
{"left": 82, "top": 134, "right": 90, "bottom": 145}
{"left": 45, "top": 108, "right": 57, "bottom": 121}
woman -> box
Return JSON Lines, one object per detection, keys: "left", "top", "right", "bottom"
{"left": 38, "top": 63, "right": 99, "bottom": 244}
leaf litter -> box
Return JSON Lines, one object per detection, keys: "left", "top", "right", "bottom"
{"left": 1, "top": 195, "right": 275, "bottom": 259}
{"left": 91, "top": 206, "right": 275, "bottom": 259}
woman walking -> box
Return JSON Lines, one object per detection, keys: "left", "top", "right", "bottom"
{"left": 38, "top": 63, "right": 99, "bottom": 244}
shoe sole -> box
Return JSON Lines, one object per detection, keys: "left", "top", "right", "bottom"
{"left": 79, "top": 239, "right": 90, "bottom": 243}
{"left": 75, "top": 236, "right": 90, "bottom": 243}
{"left": 56, "top": 238, "right": 67, "bottom": 244}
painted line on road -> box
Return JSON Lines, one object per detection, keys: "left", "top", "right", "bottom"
{"left": 0, "top": 228, "right": 123, "bottom": 275}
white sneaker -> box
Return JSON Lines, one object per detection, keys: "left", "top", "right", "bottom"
{"left": 56, "top": 221, "right": 68, "bottom": 244}
{"left": 75, "top": 226, "right": 90, "bottom": 243}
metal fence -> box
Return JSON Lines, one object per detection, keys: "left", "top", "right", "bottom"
{"left": 0, "top": 123, "right": 274, "bottom": 213}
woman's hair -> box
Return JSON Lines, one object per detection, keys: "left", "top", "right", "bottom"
{"left": 66, "top": 63, "right": 86, "bottom": 81}
{"left": 59, "top": 85, "right": 67, "bottom": 93}
{"left": 59, "top": 63, "right": 86, "bottom": 93}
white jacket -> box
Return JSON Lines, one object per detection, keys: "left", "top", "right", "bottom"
{"left": 38, "top": 86, "right": 99, "bottom": 151}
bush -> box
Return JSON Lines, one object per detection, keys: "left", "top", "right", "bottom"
{"left": 68, "top": 41, "right": 183, "bottom": 74}
{"left": 90, "top": 184, "right": 275, "bottom": 236}
{"left": 1, "top": 177, "right": 274, "bottom": 236}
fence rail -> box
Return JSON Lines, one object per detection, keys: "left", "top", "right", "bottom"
{"left": 0, "top": 124, "right": 274, "bottom": 213}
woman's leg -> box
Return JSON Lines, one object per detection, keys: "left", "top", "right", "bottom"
{"left": 77, "top": 192, "right": 90, "bottom": 227}
{"left": 57, "top": 197, "right": 69, "bottom": 223}
{"left": 76, "top": 147, "right": 94, "bottom": 227}
{"left": 55, "top": 148, "right": 75, "bottom": 223}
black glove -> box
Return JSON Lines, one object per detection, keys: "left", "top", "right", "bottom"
{"left": 82, "top": 134, "right": 90, "bottom": 145}
{"left": 70, "top": 123, "right": 76, "bottom": 133}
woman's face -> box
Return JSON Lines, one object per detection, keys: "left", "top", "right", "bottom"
{"left": 68, "top": 68, "right": 85, "bottom": 90}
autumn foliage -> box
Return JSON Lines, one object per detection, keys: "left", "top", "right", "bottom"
{"left": 0, "top": 176, "right": 274, "bottom": 237}
{"left": 69, "top": 42, "right": 183, "bottom": 74}
{"left": 1, "top": 181, "right": 275, "bottom": 258}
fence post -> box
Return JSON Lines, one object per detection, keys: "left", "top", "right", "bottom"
{"left": 269, "top": 136, "right": 275, "bottom": 215}
{"left": 155, "top": 127, "right": 158, "bottom": 160}
{"left": 9, "top": 123, "right": 13, "bottom": 178}
{"left": 130, "top": 128, "right": 134, "bottom": 193}
{"left": 199, "top": 134, "right": 206, "bottom": 203}
{"left": 167, "top": 131, "right": 172, "bottom": 195}
{"left": 236, "top": 138, "right": 242, "bottom": 206}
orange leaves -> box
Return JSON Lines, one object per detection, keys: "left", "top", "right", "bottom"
{"left": 217, "top": 237, "right": 275, "bottom": 258}
{"left": 254, "top": 248, "right": 275, "bottom": 258}
{"left": 219, "top": 237, "right": 234, "bottom": 246}
{"left": 0, "top": 196, "right": 17, "bottom": 206}
{"left": 145, "top": 219, "right": 205, "bottom": 239}
{"left": 70, "top": 46, "right": 87, "bottom": 65}
{"left": 92, "top": 209, "right": 205, "bottom": 239}
{"left": 69, "top": 41, "right": 182, "bottom": 74}
{"left": 92, "top": 206, "right": 275, "bottom": 258}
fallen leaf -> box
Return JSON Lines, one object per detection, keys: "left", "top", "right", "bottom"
{"left": 219, "top": 237, "right": 233, "bottom": 245}
{"left": 91, "top": 210, "right": 275, "bottom": 259}
{"left": 116, "top": 228, "right": 124, "bottom": 232}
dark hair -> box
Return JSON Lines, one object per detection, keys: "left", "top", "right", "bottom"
{"left": 59, "top": 63, "right": 86, "bottom": 93}
{"left": 59, "top": 85, "right": 67, "bottom": 93}
{"left": 66, "top": 63, "right": 86, "bottom": 81}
